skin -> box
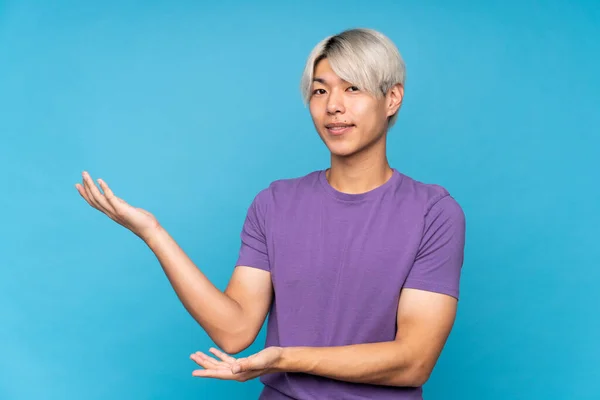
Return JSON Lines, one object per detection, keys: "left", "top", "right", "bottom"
{"left": 310, "top": 57, "right": 403, "bottom": 195}
{"left": 75, "top": 57, "right": 457, "bottom": 388}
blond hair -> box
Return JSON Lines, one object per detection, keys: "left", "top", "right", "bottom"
{"left": 300, "top": 28, "right": 406, "bottom": 127}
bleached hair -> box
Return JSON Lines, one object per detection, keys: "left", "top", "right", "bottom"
{"left": 300, "top": 28, "right": 406, "bottom": 127}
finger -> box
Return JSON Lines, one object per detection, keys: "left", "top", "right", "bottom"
{"left": 76, "top": 176, "right": 99, "bottom": 210}
{"left": 76, "top": 181, "right": 108, "bottom": 216}
{"left": 191, "top": 352, "right": 230, "bottom": 370}
{"left": 80, "top": 172, "right": 97, "bottom": 200}
{"left": 190, "top": 357, "right": 220, "bottom": 372}
{"left": 190, "top": 353, "right": 219, "bottom": 369}
{"left": 232, "top": 357, "right": 251, "bottom": 374}
{"left": 80, "top": 172, "right": 105, "bottom": 212}
{"left": 192, "top": 368, "right": 236, "bottom": 380}
{"left": 97, "top": 178, "right": 133, "bottom": 218}
{"left": 231, "top": 362, "right": 242, "bottom": 374}
{"left": 82, "top": 172, "right": 113, "bottom": 213}
{"left": 97, "top": 178, "right": 121, "bottom": 208}
{"left": 209, "top": 347, "right": 237, "bottom": 364}
{"left": 75, "top": 183, "right": 94, "bottom": 206}
{"left": 196, "top": 351, "right": 228, "bottom": 365}
{"left": 192, "top": 366, "right": 259, "bottom": 382}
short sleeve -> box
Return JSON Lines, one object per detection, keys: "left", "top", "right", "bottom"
{"left": 235, "top": 189, "right": 271, "bottom": 272}
{"left": 404, "top": 195, "right": 466, "bottom": 299}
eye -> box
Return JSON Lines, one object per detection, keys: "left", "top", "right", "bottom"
{"left": 347, "top": 86, "right": 360, "bottom": 92}
{"left": 312, "top": 88, "right": 326, "bottom": 95}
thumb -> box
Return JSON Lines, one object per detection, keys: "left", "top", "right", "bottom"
{"left": 232, "top": 358, "right": 252, "bottom": 374}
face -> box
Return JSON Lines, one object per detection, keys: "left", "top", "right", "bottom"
{"left": 309, "top": 58, "right": 403, "bottom": 158}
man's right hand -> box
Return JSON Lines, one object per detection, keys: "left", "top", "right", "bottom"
{"left": 75, "top": 171, "right": 160, "bottom": 241}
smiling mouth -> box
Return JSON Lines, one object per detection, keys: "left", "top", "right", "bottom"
{"left": 325, "top": 123, "right": 355, "bottom": 135}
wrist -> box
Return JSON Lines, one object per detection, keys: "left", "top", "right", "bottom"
{"left": 139, "top": 224, "right": 166, "bottom": 246}
{"left": 274, "top": 347, "right": 300, "bottom": 374}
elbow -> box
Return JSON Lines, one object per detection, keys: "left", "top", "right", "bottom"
{"left": 199, "top": 314, "right": 259, "bottom": 355}
{"left": 409, "top": 372, "right": 431, "bottom": 387}
{"left": 218, "top": 339, "right": 251, "bottom": 355}
{"left": 218, "top": 341, "right": 246, "bottom": 355}
{"left": 388, "top": 357, "right": 433, "bottom": 387}
{"left": 214, "top": 331, "right": 255, "bottom": 355}
{"left": 405, "top": 360, "right": 433, "bottom": 387}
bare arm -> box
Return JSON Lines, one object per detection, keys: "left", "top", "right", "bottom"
{"left": 192, "top": 195, "right": 465, "bottom": 384}
{"left": 75, "top": 171, "right": 273, "bottom": 355}
{"left": 275, "top": 288, "right": 457, "bottom": 386}
{"left": 145, "top": 228, "right": 273, "bottom": 354}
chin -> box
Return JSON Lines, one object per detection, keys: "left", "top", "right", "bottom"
{"left": 317, "top": 128, "right": 377, "bottom": 158}
{"left": 326, "top": 143, "right": 362, "bottom": 158}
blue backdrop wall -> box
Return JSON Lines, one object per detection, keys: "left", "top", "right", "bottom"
{"left": 1, "top": 1, "right": 598, "bottom": 399}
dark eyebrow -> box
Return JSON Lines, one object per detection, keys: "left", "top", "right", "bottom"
{"left": 313, "top": 77, "right": 326, "bottom": 84}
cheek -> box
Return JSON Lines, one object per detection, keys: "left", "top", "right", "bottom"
{"left": 350, "top": 102, "right": 378, "bottom": 126}
{"left": 309, "top": 102, "right": 323, "bottom": 122}
{"left": 359, "top": 101, "right": 387, "bottom": 125}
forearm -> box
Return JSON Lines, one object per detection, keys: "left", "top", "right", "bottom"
{"left": 277, "top": 341, "right": 426, "bottom": 387}
{"left": 143, "top": 226, "right": 246, "bottom": 350}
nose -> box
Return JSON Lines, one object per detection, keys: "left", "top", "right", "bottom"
{"left": 326, "top": 88, "right": 345, "bottom": 115}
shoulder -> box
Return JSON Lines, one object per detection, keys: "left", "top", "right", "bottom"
{"left": 267, "top": 170, "right": 321, "bottom": 195}
{"left": 249, "top": 170, "right": 323, "bottom": 207}
{"left": 395, "top": 170, "right": 465, "bottom": 222}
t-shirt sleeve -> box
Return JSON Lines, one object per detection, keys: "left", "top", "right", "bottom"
{"left": 235, "top": 189, "right": 271, "bottom": 272}
{"left": 403, "top": 194, "right": 466, "bottom": 299}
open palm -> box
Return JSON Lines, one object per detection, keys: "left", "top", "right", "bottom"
{"left": 190, "top": 347, "right": 283, "bottom": 382}
{"left": 75, "top": 171, "right": 160, "bottom": 239}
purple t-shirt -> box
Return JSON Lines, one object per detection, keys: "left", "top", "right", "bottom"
{"left": 235, "top": 168, "right": 466, "bottom": 400}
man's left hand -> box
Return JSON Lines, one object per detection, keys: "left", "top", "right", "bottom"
{"left": 190, "top": 346, "right": 283, "bottom": 382}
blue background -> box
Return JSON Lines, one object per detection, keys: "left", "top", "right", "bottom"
{"left": 1, "top": 0, "right": 598, "bottom": 399}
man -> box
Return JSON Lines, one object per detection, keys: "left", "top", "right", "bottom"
{"left": 76, "top": 28, "right": 466, "bottom": 399}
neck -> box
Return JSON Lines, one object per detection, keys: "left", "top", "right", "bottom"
{"left": 326, "top": 137, "right": 392, "bottom": 194}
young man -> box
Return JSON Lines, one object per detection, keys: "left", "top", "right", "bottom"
{"left": 76, "top": 28, "right": 466, "bottom": 399}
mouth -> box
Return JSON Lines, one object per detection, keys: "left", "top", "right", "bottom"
{"left": 325, "top": 123, "right": 355, "bottom": 136}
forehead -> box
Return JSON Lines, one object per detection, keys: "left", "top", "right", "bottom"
{"left": 312, "top": 58, "right": 347, "bottom": 85}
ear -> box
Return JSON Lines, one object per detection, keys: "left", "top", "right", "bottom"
{"left": 386, "top": 83, "right": 404, "bottom": 117}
